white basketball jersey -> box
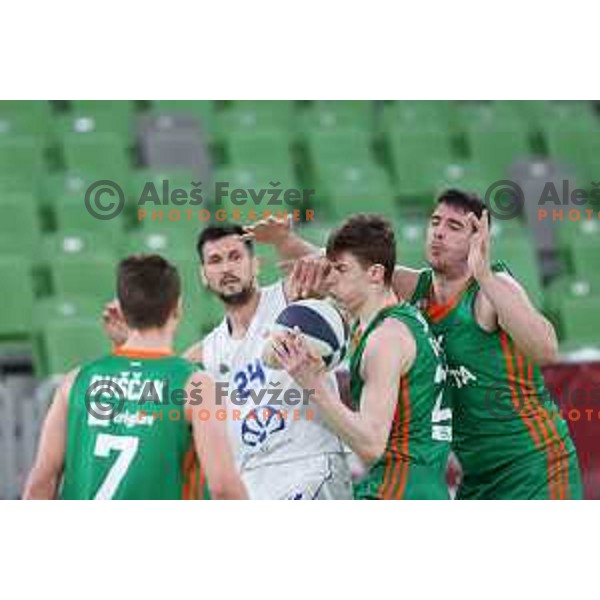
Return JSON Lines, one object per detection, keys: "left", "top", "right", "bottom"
{"left": 202, "top": 282, "right": 345, "bottom": 471}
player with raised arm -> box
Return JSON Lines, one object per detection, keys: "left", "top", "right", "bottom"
{"left": 272, "top": 215, "right": 451, "bottom": 499}
{"left": 24, "top": 255, "right": 247, "bottom": 500}
{"left": 258, "top": 192, "right": 583, "bottom": 499}
{"left": 104, "top": 224, "right": 351, "bottom": 500}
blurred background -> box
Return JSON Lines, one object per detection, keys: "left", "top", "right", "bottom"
{"left": 1, "top": 100, "right": 599, "bottom": 498}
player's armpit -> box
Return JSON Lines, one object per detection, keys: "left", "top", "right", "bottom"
{"left": 359, "top": 320, "right": 416, "bottom": 463}
{"left": 185, "top": 372, "right": 248, "bottom": 500}
{"left": 23, "top": 369, "right": 77, "bottom": 499}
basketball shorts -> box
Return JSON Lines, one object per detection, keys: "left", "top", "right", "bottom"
{"left": 241, "top": 452, "right": 353, "bottom": 500}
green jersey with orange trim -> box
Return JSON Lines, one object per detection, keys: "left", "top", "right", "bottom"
{"left": 410, "top": 262, "right": 582, "bottom": 499}
{"left": 350, "top": 303, "right": 451, "bottom": 500}
{"left": 60, "top": 348, "right": 210, "bottom": 500}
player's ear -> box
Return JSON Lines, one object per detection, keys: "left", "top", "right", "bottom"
{"left": 172, "top": 297, "right": 183, "bottom": 325}
{"left": 367, "top": 263, "right": 386, "bottom": 285}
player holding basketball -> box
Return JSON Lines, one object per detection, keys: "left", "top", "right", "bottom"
{"left": 272, "top": 215, "right": 452, "bottom": 499}
{"left": 261, "top": 191, "right": 583, "bottom": 499}
{"left": 24, "top": 255, "right": 247, "bottom": 500}
{"left": 104, "top": 225, "right": 351, "bottom": 500}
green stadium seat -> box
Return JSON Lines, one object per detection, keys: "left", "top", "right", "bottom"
{"left": 295, "top": 223, "right": 333, "bottom": 248}
{"left": 304, "top": 101, "right": 374, "bottom": 132}
{"left": 255, "top": 243, "right": 283, "bottom": 286}
{"left": 389, "top": 130, "right": 454, "bottom": 197}
{"left": 570, "top": 233, "right": 600, "bottom": 285}
{"left": 306, "top": 129, "right": 375, "bottom": 169}
{"left": 61, "top": 132, "right": 130, "bottom": 179}
{"left": 465, "top": 126, "right": 532, "bottom": 183}
{"left": 31, "top": 295, "right": 106, "bottom": 374}
{"left": 396, "top": 218, "right": 428, "bottom": 269}
{"left": 227, "top": 131, "right": 292, "bottom": 170}
{"left": 150, "top": 100, "right": 217, "bottom": 137}
{"left": 55, "top": 112, "right": 132, "bottom": 141}
{"left": 493, "top": 238, "right": 543, "bottom": 308}
{"left": 558, "top": 295, "right": 600, "bottom": 350}
{"left": 316, "top": 163, "right": 398, "bottom": 221}
{"left": 213, "top": 165, "right": 299, "bottom": 220}
{"left": 221, "top": 101, "right": 295, "bottom": 134}
{"left": 0, "top": 135, "right": 45, "bottom": 178}
{"left": 544, "top": 276, "right": 598, "bottom": 325}
{"left": 544, "top": 127, "right": 600, "bottom": 183}
{"left": 122, "top": 229, "right": 192, "bottom": 261}
{"left": 0, "top": 256, "right": 35, "bottom": 338}
{"left": 431, "top": 161, "right": 489, "bottom": 197}
{"left": 44, "top": 232, "right": 117, "bottom": 300}
{"left": 40, "top": 317, "right": 111, "bottom": 375}
{"left": 0, "top": 193, "right": 42, "bottom": 256}
{"left": 0, "top": 101, "right": 53, "bottom": 137}
{"left": 382, "top": 101, "right": 454, "bottom": 133}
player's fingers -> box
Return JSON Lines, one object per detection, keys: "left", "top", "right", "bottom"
{"left": 239, "top": 231, "right": 255, "bottom": 242}
{"left": 313, "top": 259, "right": 331, "bottom": 294}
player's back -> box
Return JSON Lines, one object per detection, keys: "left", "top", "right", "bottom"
{"left": 350, "top": 303, "right": 451, "bottom": 500}
{"left": 61, "top": 348, "right": 201, "bottom": 500}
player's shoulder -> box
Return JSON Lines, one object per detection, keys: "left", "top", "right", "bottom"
{"left": 375, "top": 315, "right": 414, "bottom": 346}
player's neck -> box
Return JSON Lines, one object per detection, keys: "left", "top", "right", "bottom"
{"left": 225, "top": 288, "right": 262, "bottom": 339}
{"left": 431, "top": 267, "right": 471, "bottom": 304}
{"left": 120, "top": 330, "right": 174, "bottom": 353}
{"left": 357, "top": 289, "right": 399, "bottom": 329}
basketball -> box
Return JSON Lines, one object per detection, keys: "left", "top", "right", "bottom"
{"left": 262, "top": 299, "right": 348, "bottom": 371}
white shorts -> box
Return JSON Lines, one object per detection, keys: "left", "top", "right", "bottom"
{"left": 242, "top": 453, "right": 353, "bottom": 500}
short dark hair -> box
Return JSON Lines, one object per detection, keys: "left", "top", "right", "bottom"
{"left": 117, "top": 255, "right": 181, "bottom": 330}
{"left": 196, "top": 224, "right": 254, "bottom": 263}
{"left": 326, "top": 214, "right": 396, "bottom": 285}
{"left": 436, "top": 189, "right": 491, "bottom": 224}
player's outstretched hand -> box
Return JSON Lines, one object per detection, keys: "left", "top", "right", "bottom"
{"left": 243, "top": 214, "right": 292, "bottom": 246}
{"left": 271, "top": 328, "right": 326, "bottom": 392}
{"left": 467, "top": 210, "right": 492, "bottom": 283}
{"left": 286, "top": 254, "right": 332, "bottom": 301}
{"left": 102, "top": 300, "right": 129, "bottom": 347}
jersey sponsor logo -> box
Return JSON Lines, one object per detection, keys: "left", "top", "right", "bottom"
{"left": 241, "top": 406, "right": 286, "bottom": 447}
{"left": 448, "top": 365, "right": 477, "bottom": 388}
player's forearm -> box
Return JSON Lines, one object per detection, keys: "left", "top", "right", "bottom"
{"left": 22, "top": 470, "right": 59, "bottom": 500}
{"left": 311, "top": 382, "right": 384, "bottom": 464}
{"left": 272, "top": 232, "right": 319, "bottom": 261}
{"left": 478, "top": 273, "right": 559, "bottom": 364}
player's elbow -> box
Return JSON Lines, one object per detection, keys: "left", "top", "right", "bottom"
{"left": 22, "top": 468, "right": 58, "bottom": 500}
{"left": 535, "top": 341, "right": 559, "bottom": 366}
{"left": 534, "top": 327, "right": 559, "bottom": 366}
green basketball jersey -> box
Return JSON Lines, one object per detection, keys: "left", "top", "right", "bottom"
{"left": 410, "top": 262, "right": 582, "bottom": 499}
{"left": 61, "top": 349, "right": 209, "bottom": 500}
{"left": 350, "top": 303, "right": 451, "bottom": 500}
